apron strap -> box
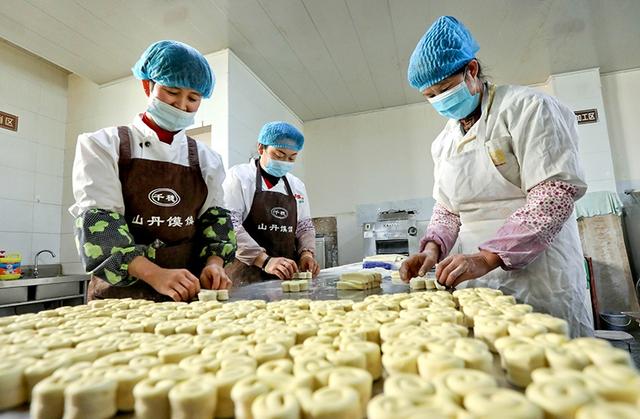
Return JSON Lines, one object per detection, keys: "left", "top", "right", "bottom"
{"left": 117, "top": 126, "right": 132, "bottom": 160}
{"left": 186, "top": 137, "right": 200, "bottom": 168}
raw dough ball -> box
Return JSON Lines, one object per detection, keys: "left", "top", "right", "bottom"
{"left": 251, "top": 389, "right": 300, "bottom": 419}
{"left": 133, "top": 377, "right": 176, "bottom": 419}
{"left": 464, "top": 387, "right": 543, "bottom": 419}
{"left": 168, "top": 376, "right": 218, "bottom": 419}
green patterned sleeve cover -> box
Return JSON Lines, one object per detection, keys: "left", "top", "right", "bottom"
{"left": 74, "top": 208, "right": 152, "bottom": 286}
{"left": 197, "top": 206, "right": 237, "bottom": 267}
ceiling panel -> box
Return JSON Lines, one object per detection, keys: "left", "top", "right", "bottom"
{"left": 1, "top": 0, "right": 639, "bottom": 121}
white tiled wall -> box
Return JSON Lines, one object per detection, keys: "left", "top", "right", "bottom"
{"left": 0, "top": 41, "right": 67, "bottom": 265}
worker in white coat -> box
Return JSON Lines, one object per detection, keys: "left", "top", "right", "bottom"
{"left": 223, "top": 122, "right": 319, "bottom": 286}
{"left": 400, "top": 16, "right": 593, "bottom": 336}
{"left": 70, "top": 40, "right": 236, "bottom": 302}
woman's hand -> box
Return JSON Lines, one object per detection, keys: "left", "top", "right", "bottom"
{"left": 436, "top": 250, "right": 502, "bottom": 288}
{"left": 145, "top": 267, "right": 200, "bottom": 301}
{"left": 299, "top": 251, "right": 320, "bottom": 277}
{"left": 399, "top": 242, "right": 440, "bottom": 282}
{"left": 200, "top": 263, "right": 232, "bottom": 290}
{"left": 265, "top": 257, "right": 299, "bottom": 280}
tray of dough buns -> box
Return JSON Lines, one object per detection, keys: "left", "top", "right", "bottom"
{"left": 1, "top": 286, "right": 639, "bottom": 419}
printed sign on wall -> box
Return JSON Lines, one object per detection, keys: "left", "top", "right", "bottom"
{"left": 0, "top": 111, "right": 18, "bottom": 132}
{"left": 575, "top": 109, "right": 598, "bottom": 125}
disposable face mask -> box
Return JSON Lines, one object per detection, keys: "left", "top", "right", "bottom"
{"left": 146, "top": 96, "right": 196, "bottom": 131}
{"left": 264, "top": 157, "right": 294, "bottom": 178}
{"left": 428, "top": 75, "right": 481, "bottom": 120}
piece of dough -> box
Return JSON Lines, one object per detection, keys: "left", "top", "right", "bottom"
{"left": 256, "top": 359, "right": 294, "bottom": 377}
{"left": 424, "top": 278, "right": 437, "bottom": 290}
{"left": 215, "top": 365, "right": 255, "bottom": 418}
{"left": 252, "top": 343, "right": 287, "bottom": 365}
{"left": 282, "top": 282, "right": 291, "bottom": 292}
{"left": 0, "top": 360, "right": 28, "bottom": 410}
{"left": 508, "top": 322, "right": 547, "bottom": 338}
{"left": 168, "top": 376, "right": 218, "bottom": 419}
{"left": 432, "top": 368, "right": 498, "bottom": 404}
{"left": 575, "top": 402, "right": 640, "bottom": 419}
{"left": 217, "top": 289, "right": 229, "bottom": 301}
{"left": 104, "top": 365, "right": 148, "bottom": 412}
{"left": 381, "top": 349, "right": 421, "bottom": 375}
{"left": 24, "top": 357, "right": 73, "bottom": 401}
{"left": 464, "top": 387, "right": 544, "bottom": 419}
{"left": 63, "top": 375, "right": 118, "bottom": 419}
{"left": 530, "top": 368, "right": 588, "bottom": 386}
{"left": 158, "top": 344, "right": 199, "bottom": 364}
{"left": 133, "top": 377, "right": 176, "bottom": 419}
{"left": 293, "top": 358, "right": 334, "bottom": 390}
{"left": 129, "top": 355, "right": 163, "bottom": 370}
{"left": 296, "top": 386, "right": 360, "bottom": 419}
{"left": 327, "top": 367, "right": 373, "bottom": 418}
{"left": 148, "top": 365, "right": 192, "bottom": 381}
{"left": 384, "top": 373, "right": 438, "bottom": 404}
{"left": 30, "top": 372, "right": 83, "bottom": 419}
{"left": 453, "top": 342, "right": 493, "bottom": 373}
{"left": 409, "top": 277, "right": 426, "bottom": 290}
{"left": 343, "top": 341, "right": 382, "bottom": 380}
{"left": 502, "top": 343, "right": 546, "bottom": 387}
{"left": 585, "top": 345, "right": 633, "bottom": 367}
{"left": 326, "top": 350, "right": 366, "bottom": 370}
{"left": 231, "top": 375, "right": 271, "bottom": 419}
{"left": 526, "top": 379, "right": 595, "bottom": 419}
{"left": 581, "top": 364, "right": 640, "bottom": 404}
{"left": 251, "top": 389, "right": 300, "bottom": 419}
{"left": 544, "top": 346, "right": 590, "bottom": 370}
{"left": 289, "top": 281, "right": 301, "bottom": 292}
{"left": 417, "top": 352, "right": 465, "bottom": 381}
{"left": 366, "top": 394, "right": 417, "bottom": 419}
{"left": 198, "top": 290, "right": 218, "bottom": 302}
{"left": 474, "top": 318, "right": 509, "bottom": 352}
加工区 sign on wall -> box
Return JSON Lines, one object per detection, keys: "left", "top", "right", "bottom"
{"left": 0, "top": 111, "right": 18, "bottom": 132}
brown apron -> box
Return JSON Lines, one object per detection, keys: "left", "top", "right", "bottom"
{"left": 226, "top": 159, "right": 298, "bottom": 286}
{"left": 88, "top": 126, "right": 208, "bottom": 301}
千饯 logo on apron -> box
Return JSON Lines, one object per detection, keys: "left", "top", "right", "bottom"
{"left": 271, "top": 207, "right": 288, "bottom": 220}
{"left": 148, "top": 188, "right": 181, "bottom": 207}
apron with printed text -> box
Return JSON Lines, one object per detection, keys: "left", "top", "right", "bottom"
{"left": 88, "top": 126, "right": 207, "bottom": 301}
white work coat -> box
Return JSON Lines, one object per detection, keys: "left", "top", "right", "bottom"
{"left": 432, "top": 83, "right": 593, "bottom": 337}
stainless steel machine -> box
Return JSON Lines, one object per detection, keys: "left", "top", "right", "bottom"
{"left": 363, "top": 210, "right": 421, "bottom": 257}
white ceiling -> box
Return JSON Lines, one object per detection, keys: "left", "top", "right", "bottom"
{"left": 1, "top": 0, "right": 639, "bottom": 121}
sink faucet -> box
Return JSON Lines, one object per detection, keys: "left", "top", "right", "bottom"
{"left": 34, "top": 249, "right": 56, "bottom": 278}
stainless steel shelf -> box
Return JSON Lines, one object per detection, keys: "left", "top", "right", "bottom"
{"left": 0, "top": 294, "right": 85, "bottom": 309}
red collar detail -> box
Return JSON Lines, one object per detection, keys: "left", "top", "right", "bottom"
{"left": 142, "top": 113, "right": 176, "bottom": 144}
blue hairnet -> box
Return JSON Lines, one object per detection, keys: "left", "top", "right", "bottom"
{"left": 132, "top": 40, "right": 215, "bottom": 98}
{"left": 258, "top": 122, "right": 304, "bottom": 152}
{"left": 407, "top": 16, "right": 479, "bottom": 92}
